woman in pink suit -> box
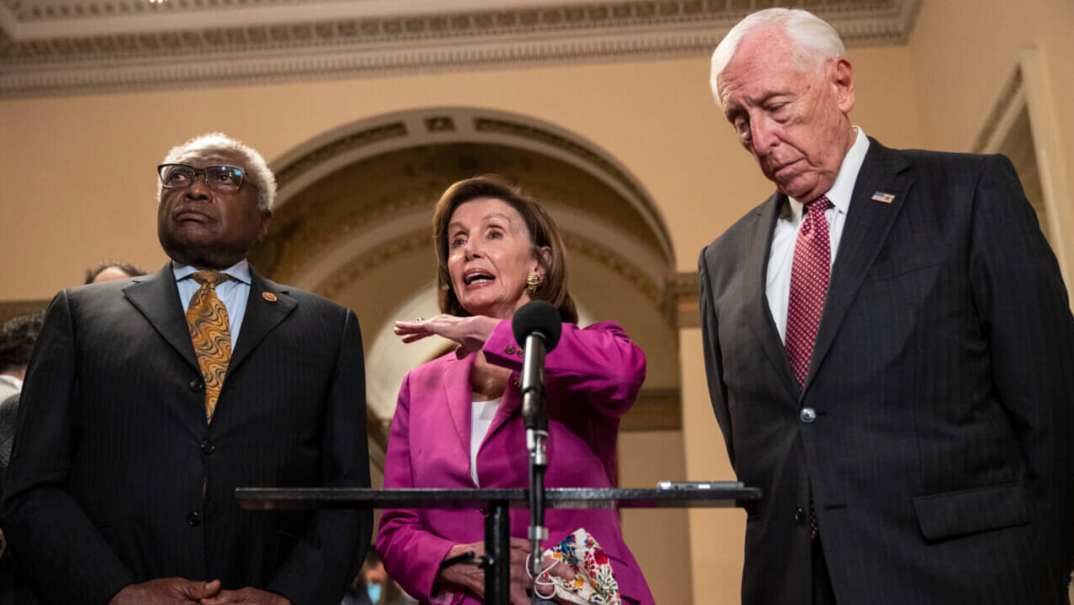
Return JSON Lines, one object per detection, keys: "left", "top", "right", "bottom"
{"left": 376, "top": 175, "right": 655, "bottom": 605}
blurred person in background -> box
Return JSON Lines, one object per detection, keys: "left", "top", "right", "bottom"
{"left": 84, "top": 262, "right": 146, "bottom": 285}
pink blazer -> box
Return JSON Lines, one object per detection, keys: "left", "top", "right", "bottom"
{"left": 376, "top": 320, "right": 655, "bottom": 605}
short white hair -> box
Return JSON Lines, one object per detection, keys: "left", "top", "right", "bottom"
{"left": 159, "top": 132, "right": 277, "bottom": 211}
{"left": 709, "top": 8, "right": 846, "bottom": 105}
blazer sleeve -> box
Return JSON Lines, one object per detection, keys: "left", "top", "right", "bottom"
{"left": 374, "top": 373, "right": 460, "bottom": 604}
{"left": 1, "top": 290, "right": 137, "bottom": 604}
{"left": 968, "top": 154, "right": 1074, "bottom": 584}
{"left": 698, "top": 249, "right": 735, "bottom": 470}
{"left": 268, "top": 309, "right": 373, "bottom": 605}
{"left": 482, "top": 319, "right": 646, "bottom": 418}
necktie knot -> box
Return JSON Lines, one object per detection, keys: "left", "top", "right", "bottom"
{"left": 805, "top": 195, "right": 833, "bottom": 215}
{"left": 192, "top": 270, "right": 228, "bottom": 288}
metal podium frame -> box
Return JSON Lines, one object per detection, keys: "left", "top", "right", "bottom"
{"left": 237, "top": 486, "right": 761, "bottom": 605}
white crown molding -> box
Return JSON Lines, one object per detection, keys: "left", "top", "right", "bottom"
{"left": 0, "top": 0, "right": 921, "bottom": 97}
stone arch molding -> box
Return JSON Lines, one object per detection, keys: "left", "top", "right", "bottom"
{"left": 249, "top": 107, "right": 684, "bottom": 450}
{"left": 254, "top": 106, "right": 678, "bottom": 308}
{"left": 270, "top": 106, "right": 673, "bottom": 263}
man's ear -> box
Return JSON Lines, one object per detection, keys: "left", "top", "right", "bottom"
{"left": 258, "top": 210, "right": 273, "bottom": 241}
{"left": 832, "top": 57, "right": 855, "bottom": 114}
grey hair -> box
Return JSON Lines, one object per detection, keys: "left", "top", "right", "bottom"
{"left": 159, "top": 132, "right": 277, "bottom": 211}
{"left": 709, "top": 8, "right": 846, "bottom": 105}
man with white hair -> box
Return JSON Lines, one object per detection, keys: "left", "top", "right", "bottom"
{"left": 699, "top": 8, "right": 1074, "bottom": 604}
{"left": 3, "top": 133, "right": 372, "bottom": 605}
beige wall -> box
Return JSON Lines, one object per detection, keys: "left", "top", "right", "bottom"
{"left": 909, "top": 0, "right": 1074, "bottom": 272}
{"left": 619, "top": 430, "right": 693, "bottom": 604}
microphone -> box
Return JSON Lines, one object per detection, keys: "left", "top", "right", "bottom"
{"left": 512, "top": 299, "right": 562, "bottom": 351}
{"left": 512, "top": 301, "right": 562, "bottom": 435}
{"left": 512, "top": 300, "right": 562, "bottom": 577}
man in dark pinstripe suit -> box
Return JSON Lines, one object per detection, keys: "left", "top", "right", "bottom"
{"left": 699, "top": 8, "right": 1074, "bottom": 605}
{"left": 2, "top": 133, "right": 371, "bottom": 605}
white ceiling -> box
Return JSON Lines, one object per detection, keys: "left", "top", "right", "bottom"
{"left": 0, "top": 0, "right": 921, "bottom": 97}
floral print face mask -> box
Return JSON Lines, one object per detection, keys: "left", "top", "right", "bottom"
{"left": 531, "top": 528, "right": 621, "bottom": 605}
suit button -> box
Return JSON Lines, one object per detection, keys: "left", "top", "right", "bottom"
{"left": 189, "top": 379, "right": 204, "bottom": 392}
{"left": 799, "top": 407, "right": 817, "bottom": 424}
{"left": 200, "top": 440, "right": 215, "bottom": 455}
{"left": 794, "top": 506, "right": 806, "bottom": 523}
{"left": 504, "top": 345, "right": 517, "bottom": 355}
{"left": 187, "top": 511, "right": 201, "bottom": 526}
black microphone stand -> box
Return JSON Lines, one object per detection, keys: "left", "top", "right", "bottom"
{"left": 520, "top": 330, "right": 549, "bottom": 602}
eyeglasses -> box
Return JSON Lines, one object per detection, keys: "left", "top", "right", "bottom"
{"left": 157, "top": 163, "right": 253, "bottom": 193}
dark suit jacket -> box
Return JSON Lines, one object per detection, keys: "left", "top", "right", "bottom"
{"left": 699, "top": 140, "right": 1074, "bottom": 604}
{"left": 1, "top": 265, "right": 372, "bottom": 605}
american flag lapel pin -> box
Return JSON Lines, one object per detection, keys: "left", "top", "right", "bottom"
{"left": 871, "top": 191, "right": 896, "bottom": 204}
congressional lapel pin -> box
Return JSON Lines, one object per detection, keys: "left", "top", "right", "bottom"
{"left": 261, "top": 292, "right": 278, "bottom": 303}
{"left": 871, "top": 191, "right": 896, "bottom": 204}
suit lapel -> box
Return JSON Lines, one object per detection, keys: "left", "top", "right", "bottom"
{"left": 442, "top": 353, "right": 476, "bottom": 456}
{"left": 228, "top": 272, "right": 297, "bottom": 378}
{"left": 746, "top": 194, "right": 801, "bottom": 402}
{"left": 441, "top": 354, "right": 522, "bottom": 464}
{"left": 482, "top": 374, "right": 522, "bottom": 445}
{"left": 802, "top": 140, "right": 913, "bottom": 395}
{"left": 124, "top": 264, "right": 198, "bottom": 373}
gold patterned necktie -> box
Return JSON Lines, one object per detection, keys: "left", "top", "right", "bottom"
{"left": 186, "top": 270, "right": 232, "bottom": 422}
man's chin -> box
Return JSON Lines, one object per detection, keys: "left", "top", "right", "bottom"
{"left": 776, "top": 180, "right": 819, "bottom": 202}
{"left": 161, "top": 241, "right": 242, "bottom": 269}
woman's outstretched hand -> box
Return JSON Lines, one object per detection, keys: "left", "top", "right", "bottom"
{"left": 394, "top": 314, "right": 500, "bottom": 357}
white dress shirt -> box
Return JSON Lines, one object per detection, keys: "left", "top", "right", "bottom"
{"left": 766, "top": 127, "right": 870, "bottom": 342}
{"left": 0, "top": 374, "right": 22, "bottom": 402}
{"left": 173, "top": 260, "right": 253, "bottom": 350}
{"left": 470, "top": 397, "right": 502, "bottom": 486}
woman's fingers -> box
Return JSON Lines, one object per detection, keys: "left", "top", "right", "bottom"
{"left": 395, "top": 319, "right": 436, "bottom": 344}
{"left": 393, "top": 321, "right": 427, "bottom": 334}
{"left": 395, "top": 315, "right": 466, "bottom": 343}
{"left": 543, "top": 557, "right": 576, "bottom": 581}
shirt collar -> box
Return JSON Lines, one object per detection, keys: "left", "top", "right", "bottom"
{"left": 172, "top": 259, "right": 252, "bottom": 285}
{"left": 785, "top": 126, "right": 870, "bottom": 222}
{"left": 0, "top": 374, "right": 22, "bottom": 391}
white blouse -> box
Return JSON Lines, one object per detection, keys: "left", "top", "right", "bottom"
{"left": 469, "top": 397, "right": 502, "bottom": 486}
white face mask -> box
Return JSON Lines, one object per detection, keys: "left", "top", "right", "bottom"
{"left": 530, "top": 528, "right": 622, "bottom": 605}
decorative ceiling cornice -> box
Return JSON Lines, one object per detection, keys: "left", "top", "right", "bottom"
{"left": 0, "top": 0, "right": 920, "bottom": 97}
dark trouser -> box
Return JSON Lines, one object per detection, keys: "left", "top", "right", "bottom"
{"left": 812, "top": 537, "right": 837, "bottom": 605}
